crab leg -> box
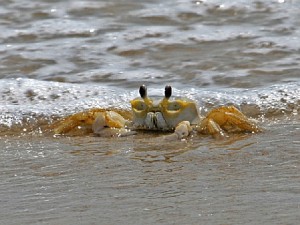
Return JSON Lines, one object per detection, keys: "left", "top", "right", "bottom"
{"left": 53, "top": 111, "right": 97, "bottom": 134}
{"left": 197, "top": 118, "right": 227, "bottom": 139}
{"left": 198, "top": 106, "right": 261, "bottom": 136}
{"left": 53, "top": 109, "right": 134, "bottom": 136}
{"left": 220, "top": 111, "right": 260, "bottom": 132}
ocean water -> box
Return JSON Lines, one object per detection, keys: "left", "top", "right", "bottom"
{"left": 0, "top": 0, "right": 299, "bottom": 224}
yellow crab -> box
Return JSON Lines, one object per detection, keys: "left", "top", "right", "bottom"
{"left": 52, "top": 85, "right": 261, "bottom": 139}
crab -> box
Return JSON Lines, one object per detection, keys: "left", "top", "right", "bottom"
{"left": 52, "top": 85, "right": 261, "bottom": 140}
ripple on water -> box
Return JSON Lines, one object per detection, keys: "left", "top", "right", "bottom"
{"left": 0, "top": 0, "right": 299, "bottom": 87}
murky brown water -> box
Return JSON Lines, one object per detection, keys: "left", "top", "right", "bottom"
{"left": 1, "top": 0, "right": 299, "bottom": 224}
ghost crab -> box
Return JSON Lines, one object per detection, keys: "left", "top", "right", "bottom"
{"left": 53, "top": 85, "right": 261, "bottom": 139}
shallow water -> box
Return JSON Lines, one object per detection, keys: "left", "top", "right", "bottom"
{"left": 1, "top": 0, "right": 300, "bottom": 224}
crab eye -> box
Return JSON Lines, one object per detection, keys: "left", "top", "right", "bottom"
{"left": 139, "top": 85, "right": 147, "bottom": 99}
{"left": 167, "top": 101, "right": 182, "bottom": 111}
{"left": 165, "top": 85, "right": 172, "bottom": 99}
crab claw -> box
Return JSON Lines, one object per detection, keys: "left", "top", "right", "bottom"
{"left": 92, "top": 111, "right": 127, "bottom": 133}
{"left": 105, "top": 111, "right": 127, "bottom": 128}
{"left": 163, "top": 121, "right": 192, "bottom": 140}
{"left": 92, "top": 111, "right": 135, "bottom": 137}
{"left": 174, "top": 121, "right": 192, "bottom": 139}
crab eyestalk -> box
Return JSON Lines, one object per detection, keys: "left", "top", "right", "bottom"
{"left": 139, "top": 84, "right": 152, "bottom": 106}
{"left": 161, "top": 85, "right": 171, "bottom": 108}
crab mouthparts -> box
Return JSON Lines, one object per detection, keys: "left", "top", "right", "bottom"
{"left": 145, "top": 112, "right": 169, "bottom": 130}
{"left": 151, "top": 114, "right": 158, "bottom": 128}
{"left": 149, "top": 108, "right": 161, "bottom": 113}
